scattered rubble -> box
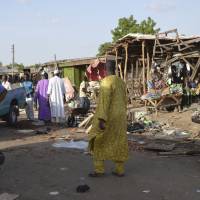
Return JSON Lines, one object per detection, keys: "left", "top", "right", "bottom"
{"left": 0, "top": 193, "right": 19, "bottom": 200}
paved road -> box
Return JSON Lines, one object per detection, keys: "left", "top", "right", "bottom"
{"left": 1, "top": 142, "right": 200, "bottom": 200}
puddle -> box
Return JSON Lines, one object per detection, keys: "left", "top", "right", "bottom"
{"left": 52, "top": 140, "right": 88, "bottom": 150}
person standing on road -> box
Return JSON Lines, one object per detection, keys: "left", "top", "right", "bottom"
{"left": 35, "top": 72, "right": 51, "bottom": 122}
{"left": 88, "top": 60, "right": 128, "bottom": 177}
{"left": 47, "top": 69, "right": 66, "bottom": 123}
{"left": 2, "top": 75, "right": 12, "bottom": 90}
{"left": 79, "top": 75, "right": 90, "bottom": 111}
{"left": 22, "top": 73, "right": 34, "bottom": 120}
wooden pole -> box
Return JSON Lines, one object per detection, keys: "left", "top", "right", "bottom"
{"left": 142, "top": 41, "right": 146, "bottom": 94}
{"left": 115, "top": 48, "right": 118, "bottom": 76}
{"left": 124, "top": 44, "right": 128, "bottom": 82}
{"left": 136, "top": 59, "right": 138, "bottom": 78}
{"left": 118, "top": 63, "right": 123, "bottom": 79}
{"left": 131, "top": 63, "right": 134, "bottom": 79}
{"left": 147, "top": 49, "right": 150, "bottom": 82}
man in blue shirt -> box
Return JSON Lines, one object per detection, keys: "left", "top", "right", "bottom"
{"left": 22, "top": 73, "right": 34, "bottom": 120}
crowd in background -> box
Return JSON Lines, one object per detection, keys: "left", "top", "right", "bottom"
{"left": 0, "top": 70, "right": 91, "bottom": 125}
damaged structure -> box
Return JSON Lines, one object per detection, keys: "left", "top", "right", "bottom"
{"left": 107, "top": 29, "right": 200, "bottom": 106}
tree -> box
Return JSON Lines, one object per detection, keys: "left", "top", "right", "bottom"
{"left": 111, "top": 15, "right": 139, "bottom": 42}
{"left": 6, "top": 63, "right": 24, "bottom": 72}
{"left": 97, "top": 15, "right": 160, "bottom": 55}
{"left": 138, "top": 17, "right": 160, "bottom": 34}
{"left": 0, "top": 62, "right": 2, "bottom": 67}
{"left": 97, "top": 42, "right": 113, "bottom": 56}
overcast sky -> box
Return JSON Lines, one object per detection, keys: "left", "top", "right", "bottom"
{"left": 0, "top": 0, "right": 199, "bottom": 65}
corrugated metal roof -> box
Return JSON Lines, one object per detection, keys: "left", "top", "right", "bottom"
{"left": 118, "top": 33, "right": 200, "bottom": 41}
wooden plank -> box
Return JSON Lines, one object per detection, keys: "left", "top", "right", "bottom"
{"left": 191, "top": 56, "right": 200, "bottom": 81}
{"left": 78, "top": 114, "right": 94, "bottom": 128}
{"left": 115, "top": 48, "right": 118, "bottom": 76}
{"left": 142, "top": 41, "right": 146, "bottom": 94}
{"left": 118, "top": 63, "right": 123, "bottom": 79}
{"left": 135, "top": 60, "right": 139, "bottom": 78}
{"left": 124, "top": 44, "right": 128, "bottom": 82}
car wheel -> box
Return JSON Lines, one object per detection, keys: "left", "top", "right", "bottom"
{"left": 7, "top": 104, "right": 18, "bottom": 125}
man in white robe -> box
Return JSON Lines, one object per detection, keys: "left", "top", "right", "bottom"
{"left": 47, "top": 70, "right": 66, "bottom": 123}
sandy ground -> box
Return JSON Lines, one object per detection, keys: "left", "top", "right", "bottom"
{"left": 0, "top": 107, "right": 200, "bottom": 200}
{"left": 148, "top": 104, "right": 200, "bottom": 135}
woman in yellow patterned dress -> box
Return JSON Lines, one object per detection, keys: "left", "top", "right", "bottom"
{"left": 88, "top": 60, "right": 128, "bottom": 177}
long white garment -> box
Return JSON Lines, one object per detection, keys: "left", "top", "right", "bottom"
{"left": 47, "top": 76, "right": 66, "bottom": 118}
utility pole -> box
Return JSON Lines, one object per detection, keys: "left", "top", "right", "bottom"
{"left": 11, "top": 44, "right": 15, "bottom": 78}
{"left": 54, "top": 54, "right": 57, "bottom": 69}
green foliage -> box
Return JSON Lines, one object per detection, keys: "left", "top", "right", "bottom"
{"left": 111, "top": 15, "right": 159, "bottom": 42}
{"left": 6, "top": 63, "right": 24, "bottom": 72}
{"left": 97, "top": 42, "right": 112, "bottom": 56}
{"left": 138, "top": 17, "right": 160, "bottom": 34}
{"left": 111, "top": 15, "right": 139, "bottom": 42}
{"left": 97, "top": 15, "right": 160, "bottom": 55}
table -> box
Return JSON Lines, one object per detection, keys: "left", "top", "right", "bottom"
{"left": 144, "top": 93, "right": 182, "bottom": 115}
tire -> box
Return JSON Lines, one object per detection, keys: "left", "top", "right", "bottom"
{"left": 166, "top": 105, "right": 176, "bottom": 112}
{"left": 7, "top": 104, "right": 18, "bottom": 126}
{"left": 0, "top": 151, "right": 5, "bottom": 166}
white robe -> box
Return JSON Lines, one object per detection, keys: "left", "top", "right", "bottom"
{"left": 47, "top": 76, "right": 66, "bottom": 118}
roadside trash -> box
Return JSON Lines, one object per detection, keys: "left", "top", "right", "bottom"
{"left": 35, "top": 128, "right": 48, "bottom": 135}
{"left": 144, "top": 143, "right": 175, "bottom": 152}
{"left": 16, "top": 129, "right": 36, "bottom": 134}
{"left": 138, "top": 141, "right": 146, "bottom": 145}
{"left": 32, "top": 120, "right": 45, "bottom": 126}
{"left": 142, "top": 190, "right": 151, "bottom": 193}
{"left": 127, "top": 122, "right": 145, "bottom": 133}
{"left": 52, "top": 140, "right": 88, "bottom": 150}
{"left": 76, "top": 177, "right": 90, "bottom": 193}
{"left": 0, "top": 193, "right": 19, "bottom": 200}
{"left": 60, "top": 167, "right": 68, "bottom": 171}
{"left": 0, "top": 152, "right": 5, "bottom": 166}
{"left": 49, "top": 191, "right": 59, "bottom": 196}
{"left": 134, "top": 111, "right": 147, "bottom": 121}
{"left": 175, "top": 131, "right": 191, "bottom": 138}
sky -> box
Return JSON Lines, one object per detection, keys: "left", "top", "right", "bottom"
{"left": 0, "top": 0, "right": 200, "bottom": 66}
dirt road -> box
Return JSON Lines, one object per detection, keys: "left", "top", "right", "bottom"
{"left": 1, "top": 142, "right": 200, "bottom": 200}
{"left": 0, "top": 108, "right": 200, "bottom": 200}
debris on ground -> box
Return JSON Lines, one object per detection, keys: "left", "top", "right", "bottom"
{"left": 0, "top": 193, "right": 19, "bottom": 200}
{"left": 49, "top": 191, "right": 59, "bottom": 196}
{"left": 192, "top": 109, "right": 200, "bottom": 124}
{"left": 52, "top": 140, "right": 88, "bottom": 150}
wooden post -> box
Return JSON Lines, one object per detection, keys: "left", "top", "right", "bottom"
{"left": 136, "top": 59, "right": 138, "bottom": 78}
{"left": 142, "top": 41, "right": 146, "bottom": 94}
{"left": 131, "top": 63, "right": 134, "bottom": 79}
{"left": 118, "top": 63, "right": 123, "bottom": 79}
{"left": 124, "top": 44, "right": 128, "bottom": 82}
{"left": 147, "top": 49, "right": 150, "bottom": 82}
{"left": 115, "top": 48, "right": 118, "bottom": 76}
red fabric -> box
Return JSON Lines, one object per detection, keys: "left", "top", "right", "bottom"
{"left": 86, "top": 62, "right": 106, "bottom": 81}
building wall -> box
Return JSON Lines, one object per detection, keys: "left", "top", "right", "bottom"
{"left": 62, "top": 65, "right": 86, "bottom": 88}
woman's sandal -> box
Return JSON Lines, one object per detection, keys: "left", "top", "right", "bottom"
{"left": 88, "top": 172, "right": 105, "bottom": 177}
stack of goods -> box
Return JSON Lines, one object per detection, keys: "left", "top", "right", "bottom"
{"left": 169, "top": 84, "right": 183, "bottom": 94}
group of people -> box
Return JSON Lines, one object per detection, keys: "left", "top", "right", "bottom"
{"left": 22, "top": 69, "right": 92, "bottom": 124}
{"left": 21, "top": 70, "right": 68, "bottom": 123}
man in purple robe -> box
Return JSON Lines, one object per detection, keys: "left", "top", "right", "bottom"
{"left": 35, "top": 72, "right": 51, "bottom": 122}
